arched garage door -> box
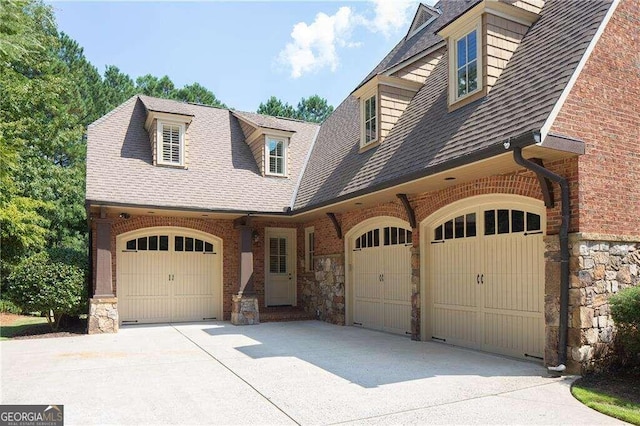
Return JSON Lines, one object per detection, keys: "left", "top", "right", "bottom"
{"left": 349, "top": 218, "right": 413, "bottom": 335}
{"left": 424, "top": 196, "right": 545, "bottom": 360}
{"left": 116, "top": 227, "right": 223, "bottom": 324}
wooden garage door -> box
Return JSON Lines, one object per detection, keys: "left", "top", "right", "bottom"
{"left": 429, "top": 205, "right": 545, "bottom": 360}
{"left": 117, "top": 229, "right": 222, "bottom": 324}
{"left": 352, "top": 225, "right": 413, "bottom": 335}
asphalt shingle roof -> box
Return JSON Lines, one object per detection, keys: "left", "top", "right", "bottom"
{"left": 86, "top": 96, "right": 318, "bottom": 212}
{"left": 293, "top": 0, "right": 612, "bottom": 210}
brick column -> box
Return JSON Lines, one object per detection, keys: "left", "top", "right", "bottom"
{"left": 88, "top": 218, "right": 118, "bottom": 334}
{"left": 95, "top": 220, "right": 114, "bottom": 297}
{"left": 231, "top": 219, "right": 259, "bottom": 325}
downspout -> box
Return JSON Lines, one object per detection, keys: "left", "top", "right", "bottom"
{"left": 512, "top": 145, "right": 569, "bottom": 372}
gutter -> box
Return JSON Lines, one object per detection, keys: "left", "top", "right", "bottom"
{"left": 512, "top": 144, "right": 570, "bottom": 373}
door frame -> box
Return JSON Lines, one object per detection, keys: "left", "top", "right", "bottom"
{"left": 115, "top": 226, "right": 224, "bottom": 323}
{"left": 419, "top": 194, "right": 546, "bottom": 342}
{"left": 344, "top": 216, "right": 411, "bottom": 327}
{"left": 264, "top": 227, "right": 297, "bottom": 307}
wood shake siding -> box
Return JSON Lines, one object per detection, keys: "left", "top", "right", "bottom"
{"left": 379, "top": 85, "right": 418, "bottom": 142}
{"left": 391, "top": 49, "right": 444, "bottom": 84}
{"left": 512, "top": 0, "right": 545, "bottom": 15}
{"left": 483, "top": 14, "right": 529, "bottom": 91}
{"left": 239, "top": 120, "right": 256, "bottom": 140}
{"left": 249, "top": 135, "right": 265, "bottom": 176}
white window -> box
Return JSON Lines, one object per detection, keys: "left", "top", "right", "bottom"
{"left": 456, "top": 30, "right": 479, "bottom": 98}
{"left": 158, "top": 121, "right": 184, "bottom": 166}
{"left": 305, "top": 227, "right": 315, "bottom": 272}
{"left": 361, "top": 93, "right": 378, "bottom": 147}
{"left": 266, "top": 136, "right": 286, "bottom": 176}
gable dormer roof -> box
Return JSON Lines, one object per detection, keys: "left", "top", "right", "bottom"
{"left": 406, "top": 3, "right": 442, "bottom": 40}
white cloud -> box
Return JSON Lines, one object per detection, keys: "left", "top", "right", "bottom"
{"left": 367, "top": 0, "right": 419, "bottom": 37}
{"left": 279, "top": 0, "right": 419, "bottom": 79}
{"left": 279, "top": 6, "right": 356, "bottom": 79}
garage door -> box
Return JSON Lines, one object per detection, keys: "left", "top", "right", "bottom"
{"left": 117, "top": 228, "right": 222, "bottom": 324}
{"left": 427, "top": 200, "right": 545, "bottom": 359}
{"left": 352, "top": 223, "right": 413, "bottom": 335}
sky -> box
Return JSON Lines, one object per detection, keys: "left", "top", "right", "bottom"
{"left": 50, "top": 1, "right": 435, "bottom": 112}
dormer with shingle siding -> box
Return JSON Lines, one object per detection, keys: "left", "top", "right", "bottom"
{"left": 143, "top": 108, "right": 193, "bottom": 168}
{"left": 438, "top": 0, "right": 542, "bottom": 111}
{"left": 232, "top": 111, "right": 297, "bottom": 178}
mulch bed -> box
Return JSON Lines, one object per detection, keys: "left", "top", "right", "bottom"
{"left": 1, "top": 314, "right": 87, "bottom": 340}
{"left": 576, "top": 369, "right": 640, "bottom": 405}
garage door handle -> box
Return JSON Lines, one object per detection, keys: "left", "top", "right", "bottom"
{"left": 476, "top": 274, "right": 480, "bottom": 284}
{"left": 480, "top": 274, "right": 484, "bottom": 284}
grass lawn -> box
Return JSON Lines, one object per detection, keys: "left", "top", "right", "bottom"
{"left": 572, "top": 371, "right": 640, "bottom": 425}
{"left": 0, "top": 314, "right": 48, "bottom": 340}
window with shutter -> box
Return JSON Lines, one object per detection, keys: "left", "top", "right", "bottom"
{"left": 158, "top": 122, "right": 184, "bottom": 166}
{"left": 265, "top": 136, "right": 287, "bottom": 176}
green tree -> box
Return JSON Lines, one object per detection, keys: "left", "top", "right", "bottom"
{"left": 102, "top": 65, "right": 136, "bottom": 108}
{"left": 257, "top": 95, "right": 334, "bottom": 123}
{"left": 136, "top": 74, "right": 175, "bottom": 98}
{"left": 7, "top": 248, "right": 88, "bottom": 330}
{"left": 0, "top": 0, "right": 89, "bottom": 286}
{"left": 257, "top": 96, "right": 296, "bottom": 118}
{"left": 174, "top": 82, "right": 227, "bottom": 108}
{"left": 296, "top": 95, "right": 334, "bottom": 123}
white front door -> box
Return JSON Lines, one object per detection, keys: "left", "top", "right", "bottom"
{"left": 265, "top": 228, "right": 297, "bottom": 306}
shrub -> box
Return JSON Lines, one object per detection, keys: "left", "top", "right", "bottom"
{"left": 610, "top": 286, "right": 640, "bottom": 367}
{"left": 0, "top": 299, "right": 22, "bottom": 314}
{"left": 6, "top": 248, "right": 88, "bottom": 330}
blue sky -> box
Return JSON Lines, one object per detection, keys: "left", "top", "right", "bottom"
{"left": 51, "top": 1, "right": 433, "bottom": 112}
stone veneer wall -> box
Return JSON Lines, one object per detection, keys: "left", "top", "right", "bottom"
{"left": 549, "top": 234, "right": 640, "bottom": 373}
{"left": 302, "top": 254, "right": 345, "bottom": 325}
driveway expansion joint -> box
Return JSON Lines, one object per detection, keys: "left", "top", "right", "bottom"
{"left": 170, "top": 324, "right": 301, "bottom": 426}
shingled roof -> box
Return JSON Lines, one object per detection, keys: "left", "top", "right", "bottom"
{"left": 293, "top": 0, "right": 612, "bottom": 211}
{"left": 87, "top": 96, "right": 318, "bottom": 212}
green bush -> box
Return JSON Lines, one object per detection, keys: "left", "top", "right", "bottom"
{"left": 0, "top": 299, "right": 22, "bottom": 314}
{"left": 610, "top": 286, "right": 640, "bottom": 366}
{"left": 6, "top": 248, "right": 88, "bottom": 330}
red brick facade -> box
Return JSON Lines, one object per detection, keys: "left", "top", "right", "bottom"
{"left": 550, "top": 0, "right": 639, "bottom": 237}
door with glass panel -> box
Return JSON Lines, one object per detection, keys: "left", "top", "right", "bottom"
{"left": 428, "top": 202, "right": 545, "bottom": 359}
{"left": 265, "top": 228, "right": 297, "bottom": 306}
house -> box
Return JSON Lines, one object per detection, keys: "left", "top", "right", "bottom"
{"left": 86, "top": 0, "right": 639, "bottom": 374}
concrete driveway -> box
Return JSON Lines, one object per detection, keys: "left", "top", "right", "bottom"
{"left": 0, "top": 321, "right": 623, "bottom": 425}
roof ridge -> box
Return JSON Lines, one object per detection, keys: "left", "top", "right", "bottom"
{"left": 234, "top": 109, "right": 320, "bottom": 126}
{"left": 88, "top": 95, "right": 139, "bottom": 128}
{"left": 137, "top": 93, "right": 230, "bottom": 111}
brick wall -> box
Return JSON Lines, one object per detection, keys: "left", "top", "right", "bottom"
{"left": 550, "top": 0, "right": 640, "bottom": 237}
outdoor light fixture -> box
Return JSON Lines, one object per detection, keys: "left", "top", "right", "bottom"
{"left": 119, "top": 212, "right": 131, "bottom": 219}
{"left": 252, "top": 230, "right": 260, "bottom": 243}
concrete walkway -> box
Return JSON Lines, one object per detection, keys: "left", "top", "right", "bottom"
{"left": 0, "top": 321, "right": 623, "bottom": 425}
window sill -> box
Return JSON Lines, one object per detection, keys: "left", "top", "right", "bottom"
{"left": 448, "top": 87, "right": 486, "bottom": 112}
{"left": 265, "top": 173, "right": 288, "bottom": 178}
{"left": 359, "top": 140, "right": 380, "bottom": 153}
{"left": 155, "top": 162, "right": 188, "bottom": 170}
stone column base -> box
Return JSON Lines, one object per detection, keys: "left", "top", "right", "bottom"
{"left": 231, "top": 294, "right": 259, "bottom": 325}
{"left": 88, "top": 297, "right": 119, "bottom": 334}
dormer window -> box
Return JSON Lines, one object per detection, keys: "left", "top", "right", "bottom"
{"left": 456, "top": 30, "right": 478, "bottom": 98}
{"left": 143, "top": 106, "right": 192, "bottom": 168}
{"left": 363, "top": 94, "right": 377, "bottom": 146}
{"left": 158, "top": 121, "right": 185, "bottom": 166}
{"left": 266, "top": 136, "right": 287, "bottom": 176}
